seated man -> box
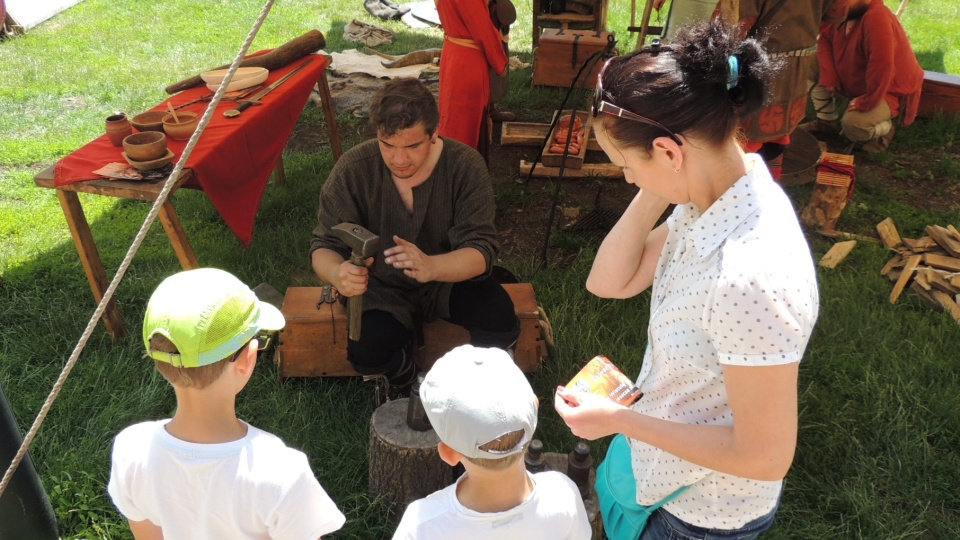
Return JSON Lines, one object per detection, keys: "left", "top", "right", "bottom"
{"left": 801, "top": 0, "right": 924, "bottom": 152}
{"left": 310, "top": 78, "right": 520, "bottom": 393}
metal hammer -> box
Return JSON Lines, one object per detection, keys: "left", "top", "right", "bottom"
{"left": 331, "top": 223, "right": 380, "bottom": 341}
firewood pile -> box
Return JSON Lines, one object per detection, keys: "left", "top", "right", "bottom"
{"left": 878, "top": 217, "right": 960, "bottom": 324}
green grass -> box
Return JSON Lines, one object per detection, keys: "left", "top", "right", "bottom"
{"left": 2, "top": 0, "right": 960, "bottom": 538}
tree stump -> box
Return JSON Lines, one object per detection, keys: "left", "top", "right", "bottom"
{"left": 542, "top": 452, "right": 604, "bottom": 539}
{"left": 369, "top": 398, "right": 452, "bottom": 522}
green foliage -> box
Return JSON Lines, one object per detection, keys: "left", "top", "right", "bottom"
{"left": 1, "top": 0, "right": 959, "bottom": 539}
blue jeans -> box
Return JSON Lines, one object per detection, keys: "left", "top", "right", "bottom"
{"left": 640, "top": 492, "right": 781, "bottom": 540}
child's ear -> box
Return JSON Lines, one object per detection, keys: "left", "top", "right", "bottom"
{"left": 437, "top": 441, "right": 462, "bottom": 467}
{"left": 233, "top": 340, "right": 258, "bottom": 375}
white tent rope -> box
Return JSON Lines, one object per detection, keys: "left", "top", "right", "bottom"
{"left": 0, "top": 0, "right": 279, "bottom": 499}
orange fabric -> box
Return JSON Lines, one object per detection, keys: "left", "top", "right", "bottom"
{"left": 53, "top": 53, "right": 329, "bottom": 248}
{"left": 436, "top": 0, "right": 508, "bottom": 149}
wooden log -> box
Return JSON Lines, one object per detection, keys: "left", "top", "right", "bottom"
{"left": 876, "top": 217, "right": 902, "bottom": 249}
{"left": 165, "top": 30, "right": 326, "bottom": 94}
{"left": 800, "top": 152, "right": 854, "bottom": 231}
{"left": 369, "top": 398, "right": 452, "bottom": 523}
{"left": 819, "top": 240, "right": 857, "bottom": 269}
{"left": 890, "top": 254, "right": 922, "bottom": 304}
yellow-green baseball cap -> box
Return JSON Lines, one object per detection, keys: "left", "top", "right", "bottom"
{"left": 143, "top": 268, "right": 284, "bottom": 367}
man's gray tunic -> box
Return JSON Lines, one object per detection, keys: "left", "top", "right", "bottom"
{"left": 310, "top": 137, "right": 499, "bottom": 330}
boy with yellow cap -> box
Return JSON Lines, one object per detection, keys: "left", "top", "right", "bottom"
{"left": 107, "top": 268, "right": 345, "bottom": 539}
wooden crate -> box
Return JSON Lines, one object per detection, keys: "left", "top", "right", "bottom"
{"left": 540, "top": 110, "right": 592, "bottom": 170}
{"left": 501, "top": 121, "right": 601, "bottom": 152}
{"left": 275, "top": 284, "right": 547, "bottom": 380}
{"left": 918, "top": 70, "right": 960, "bottom": 119}
{"left": 532, "top": 28, "right": 613, "bottom": 89}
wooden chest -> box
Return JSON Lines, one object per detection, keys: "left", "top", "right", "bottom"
{"left": 918, "top": 70, "right": 960, "bottom": 119}
{"left": 275, "top": 283, "right": 547, "bottom": 380}
{"left": 532, "top": 28, "right": 613, "bottom": 88}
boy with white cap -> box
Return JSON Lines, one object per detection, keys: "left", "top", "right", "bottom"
{"left": 107, "top": 268, "right": 346, "bottom": 540}
{"left": 393, "top": 345, "right": 591, "bottom": 539}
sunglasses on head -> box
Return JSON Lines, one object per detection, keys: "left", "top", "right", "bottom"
{"left": 591, "top": 51, "right": 684, "bottom": 147}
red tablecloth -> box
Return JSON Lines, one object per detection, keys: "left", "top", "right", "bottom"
{"left": 54, "top": 53, "right": 329, "bottom": 248}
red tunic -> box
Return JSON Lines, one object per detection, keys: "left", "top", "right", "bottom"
{"left": 818, "top": 0, "right": 924, "bottom": 125}
{"left": 436, "top": 0, "right": 508, "bottom": 149}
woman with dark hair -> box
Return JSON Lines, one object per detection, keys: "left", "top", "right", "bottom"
{"left": 554, "top": 21, "right": 820, "bottom": 539}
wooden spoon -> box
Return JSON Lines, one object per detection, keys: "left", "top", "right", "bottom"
{"left": 167, "top": 102, "right": 181, "bottom": 124}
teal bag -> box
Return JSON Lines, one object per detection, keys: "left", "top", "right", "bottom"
{"left": 595, "top": 434, "right": 689, "bottom": 540}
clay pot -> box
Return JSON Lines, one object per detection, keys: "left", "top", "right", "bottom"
{"left": 122, "top": 131, "right": 167, "bottom": 161}
{"left": 162, "top": 111, "right": 199, "bottom": 141}
{"left": 105, "top": 113, "right": 134, "bottom": 147}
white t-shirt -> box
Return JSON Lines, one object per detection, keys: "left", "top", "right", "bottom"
{"left": 107, "top": 419, "right": 346, "bottom": 540}
{"left": 629, "top": 157, "right": 819, "bottom": 528}
{"left": 392, "top": 470, "right": 592, "bottom": 539}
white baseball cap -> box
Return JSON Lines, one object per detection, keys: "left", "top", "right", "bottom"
{"left": 421, "top": 345, "right": 538, "bottom": 460}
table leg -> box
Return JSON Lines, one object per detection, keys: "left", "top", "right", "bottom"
{"left": 316, "top": 72, "right": 343, "bottom": 160}
{"left": 55, "top": 190, "right": 126, "bottom": 340}
{"left": 158, "top": 199, "right": 199, "bottom": 270}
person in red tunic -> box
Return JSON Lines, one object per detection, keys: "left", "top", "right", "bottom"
{"left": 801, "top": 0, "right": 924, "bottom": 152}
{"left": 435, "top": 0, "right": 509, "bottom": 155}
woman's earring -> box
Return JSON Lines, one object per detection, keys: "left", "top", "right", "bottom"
{"left": 674, "top": 167, "right": 680, "bottom": 174}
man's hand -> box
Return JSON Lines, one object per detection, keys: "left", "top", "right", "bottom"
{"left": 384, "top": 235, "right": 435, "bottom": 283}
{"left": 554, "top": 386, "right": 628, "bottom": 440}
{"left": 336, "top": 257, "right": 373, "bottom": 297}
{"left": 848, "top": 95, "right": 862, "bottom": 111}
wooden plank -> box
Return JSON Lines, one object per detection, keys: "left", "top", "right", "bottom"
{"left": 876, "top": 217, "right": 902, "bottom": 249}
{"left": 932, "top": 290, "right": 960, "bottom": 324}
{"left": 816, "top": 229, "right": 881, "bottom": 244}
{"left": 880, "top": 254, "right": 905, "bottom": 277}
{"left": 520, "top": 160, "right": 623, "bottom": 178}
{"left": 913, "top": 268, "right": 932, "bottom": 291}
{"left": 924, "top": 267, "right": 960, "bottom": 294}
{"left": 925, "top": 225, "right": 960, "bottom": 257}
{"left": 901, "top": 236, "right": 940, "bottom": 253}
{"left": 890, "top": 254, "right": 922, "bottom": 304}
{"left": 924, "top": 253, "right": 960, "bottom": 272}
{"left": 819, "top": 240, "right": 857, "bottom": 269}
{"left": 501, "top": 122, "right": 601, "bottom": 151}
{"left": 909, "top": 281, "right": 942, "bottom": 311}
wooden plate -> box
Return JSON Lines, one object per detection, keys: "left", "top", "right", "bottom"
{"left": 122, "top": 149, "right": 175, "bottom": 171}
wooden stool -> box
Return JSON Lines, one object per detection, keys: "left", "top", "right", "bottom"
{"left": 368, "top": 398, "right": 452, "bottom": 523}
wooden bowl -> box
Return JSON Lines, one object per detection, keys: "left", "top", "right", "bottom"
{"left": 122, "top": 149, "right": 175, "bottom": 171}
{"left": 122, "top": 131, "right": 167, "bottom": 161}
{"left": 204, "top": 67, "right": 268, "bottom": 92}
{"left": 201, "top": 66, "right": 268, "bottom": 86}
{"left": 162, "top": 111, "right": 199, "bottom": 141}
{"left": 130, "top": 110, "right": 167, "bottom": 132}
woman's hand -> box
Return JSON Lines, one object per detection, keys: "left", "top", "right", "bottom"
{"left": 554, "top": 386, "right": 629, "bottom": 440}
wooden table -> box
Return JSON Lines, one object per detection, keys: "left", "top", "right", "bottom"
{"left": 34, "top": 56, "right": 342, "bottom": 341}
{"left": 33, "top": 167, "right": 199, "bottom": 340}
